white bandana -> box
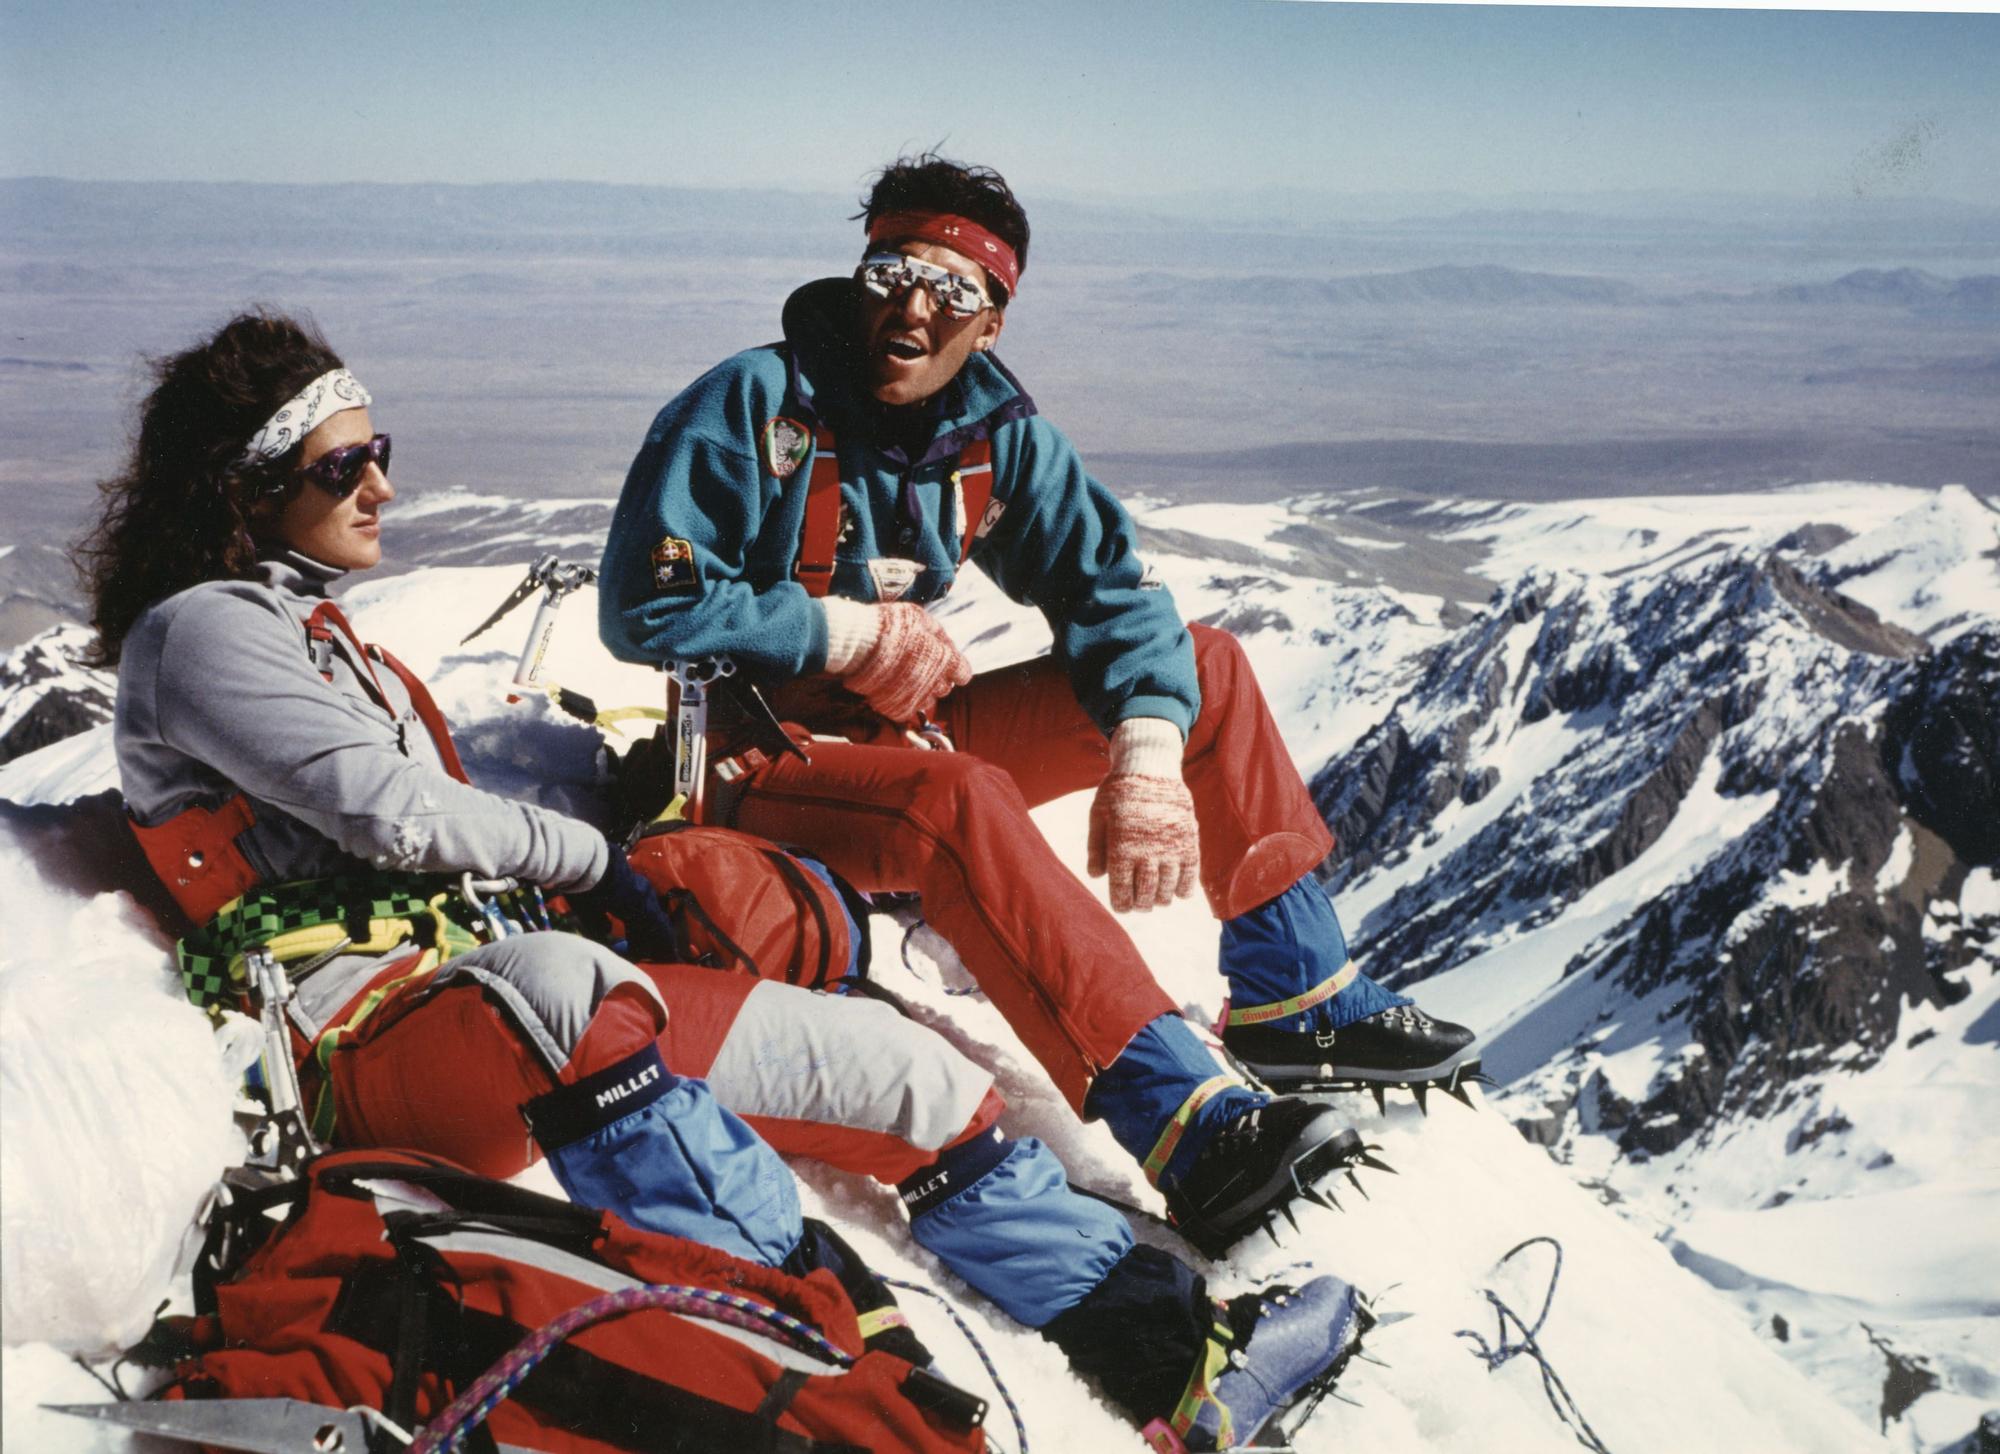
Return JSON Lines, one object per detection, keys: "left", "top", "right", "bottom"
{"left": 239, "top": 368, "right": 371, "bottom": 463}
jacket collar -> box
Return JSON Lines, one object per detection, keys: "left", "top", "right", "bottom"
{"left": 253, "top": 549, "right": 345, "bottom": 598}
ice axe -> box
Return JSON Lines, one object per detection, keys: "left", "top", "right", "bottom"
{"left": 237, "top": 945, "right": 321, "bottom": 1187}
{"left": 460, "top": 554, "right": 598, "bottom": 700}
{"left": 45, "top": 1397, "right": 536, "bottom": 1453}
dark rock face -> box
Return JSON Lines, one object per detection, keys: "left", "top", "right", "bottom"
{"left": 1567, "top": 698, "right": 1725, "bottom": 896}
{"left": 0, "top": 687, "right": 109, "bottom": 762}
{"left": 1309, "top": 547, "right": 1999, "bottom": 1157}
{"left": 1773, "top": 523, "right": 1854, "bottom": 556}
{"left": 1882, "top": 631, "right": 2000, "bottom": 866}
{"left": 1198, "top": 603, "right": 1294, "bottom": 637}
{"left": 1765, "top": 555, "right": 1926, "bottom": 660}
{"left": 1864, "top": 1325, "right": 1942, "bottom": 1434}
{"left": 0, "top": 625, "right": 114, "bottom": 766}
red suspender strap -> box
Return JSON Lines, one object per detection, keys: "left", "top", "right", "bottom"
{"left": 371, "top": 644, "right": 471, "bottom": 785}
{"left": 304, "top": 602, "right": 393, "bottom": 706}
{"left": 794, "top": 427, "right": 993, "bottom": 587}
{"left": 794, "top": 426, "right": 842, "bottom": 599}
{"left": 308, "top": 601, "right": 471, "bottom": 784}
{"left": 954, "top": 438, "right": 994, "bottom": 564}
{"left": 128, "top": 794, "right": 262, "bottom": 925}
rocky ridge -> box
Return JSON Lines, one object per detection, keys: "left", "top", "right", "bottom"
{"left": 1312, "top": 546, "right": 1996, "bottom": 1157}
{"left": 0, "top": 625, "right": 114, "bottom": 767}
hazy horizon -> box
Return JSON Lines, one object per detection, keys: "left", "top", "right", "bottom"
{"left": 5, "top": 178, "right": 1994, "bottom": 567}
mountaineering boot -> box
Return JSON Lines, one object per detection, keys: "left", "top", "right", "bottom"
{"left": 1140, "top": 1273, "right": 1367, "bottom": 1453}
{"left": 1160, "top": 1098, "right": 1375, "bottom": 1258}
{"left": 1224, "top": 1003, "right": 1482, "bottom": 1104}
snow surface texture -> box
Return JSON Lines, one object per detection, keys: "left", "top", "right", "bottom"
{"left": 3, "top": 481, "right": 1992, "bottom": 1452}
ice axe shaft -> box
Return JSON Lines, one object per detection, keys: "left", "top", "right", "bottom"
{"left": 511, "top": 589, "right": 565, "bottom": 692}
{"left": 460, "top": 554, "right": 598, "bottom": 694}
{"left": 666, "top": 657, "right": 735, "bottom": 822}
{"left": 243, "top": 947, "right": 320, "bottom": 1181}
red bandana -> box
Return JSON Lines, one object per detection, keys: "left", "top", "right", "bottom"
{"left": 866, "top": 211, "right": 1021, "bottom": 300}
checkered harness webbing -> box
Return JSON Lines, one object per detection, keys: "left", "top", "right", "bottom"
{"left": 175, "top": 871, "right": 472, "bottom": 1012}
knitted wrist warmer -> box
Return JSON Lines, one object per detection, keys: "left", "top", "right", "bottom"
{"left": 1109, "top": 716, "right": 1186, "bottom": 781}
{"left": 820, "top": 598, "right": 883, "bottom": 675}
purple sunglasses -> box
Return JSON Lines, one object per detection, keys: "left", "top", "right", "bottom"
{"left": 298, "top": 433, "right": 391, "bottom": 497}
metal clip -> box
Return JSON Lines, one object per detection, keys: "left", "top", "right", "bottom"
{"left": 460, "top": 872, "right": 522, "bottom": 940}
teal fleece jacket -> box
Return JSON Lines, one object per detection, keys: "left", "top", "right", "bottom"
{"left": 598, "top": 279, "right": 1200, "bottom": 736}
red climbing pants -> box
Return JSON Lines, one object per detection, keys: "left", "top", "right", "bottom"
{"left": 315, "top": 944, "right": 1001, "bottom": 1186}
{"left": 723, "top": 624, "right": 1333, "bottom": 1112}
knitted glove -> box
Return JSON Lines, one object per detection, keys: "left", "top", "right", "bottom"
{"left": 828, "top": 600, "right": 973, "bottom": 726}
{"left": 567, "top": 841, "right": 680, "bottom": 961}
{"left": 1088, "top": 718, "right": 1198, "bottom": 913}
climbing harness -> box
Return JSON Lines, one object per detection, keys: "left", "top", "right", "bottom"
{"left": 792, "top": 423, "right": 995, "bottom": 598}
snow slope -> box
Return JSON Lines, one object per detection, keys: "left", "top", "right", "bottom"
{"left": 0, "top": 551, "right": 1892, "bottom": 1454}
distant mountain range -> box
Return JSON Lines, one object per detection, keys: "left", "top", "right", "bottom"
{"left": 1131, "top": 263, "right": 1645, "bottom": 305}
{"left": 6, "top": 177, "right": 1998, "bottom": 267}
{"left": 1134, "top": 262, "right": 2000, "bottom": 310}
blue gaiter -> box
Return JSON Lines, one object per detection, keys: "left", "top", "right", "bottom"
{"left": 1083, "top": 1014, "right": 1263, "bottom": 1188}
{"left": 527, "top": 1044, "right": 802, "bottom": 1267}
{"left": 901, "top": 1129, "right": 1133, "bottom": 1328}
{"left": 1219, "top": 876, "right": 1409, "bottom": 1032}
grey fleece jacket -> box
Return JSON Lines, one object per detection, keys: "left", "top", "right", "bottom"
{"left": 116, "top": 554, "right": 609, "bottom": 897}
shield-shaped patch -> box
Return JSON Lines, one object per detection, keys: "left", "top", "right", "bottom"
{"left": 651, "top": 535, "right": 699, "bottom": 594}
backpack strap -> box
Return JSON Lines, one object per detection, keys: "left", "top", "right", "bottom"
{"left": 321, "top": 1157, "right": 607, "bottom": 1239}
{"left": 764, "top": 850, "right": 834, "bottom": 987}
{"left": 794, "top": 426, "right": 843, "bottom": 599}
{"left": 371, "top": 641, "right": 471, "bottom": 784}
{"left": 794, "top": 426, "right": 996, "bottom": 593}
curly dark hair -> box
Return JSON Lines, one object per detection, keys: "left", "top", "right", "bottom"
{"left": 855, "top": 151, "right": 1031, "bottom": 306}
{"left": 74, "top": 310, "right": 343, "bottom": 666}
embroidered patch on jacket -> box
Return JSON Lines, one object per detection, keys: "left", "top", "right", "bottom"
{"left": 763, "top": 416, "right": 811, "bottom": 479}
{"left": 975, "top": 499, "right": 1007, "bottom": 541}
{"left": 867, "top": 558, "right": 926, "bottom": 603}
{"left": 651, "top": 536, "right": 699, "bottom": 594}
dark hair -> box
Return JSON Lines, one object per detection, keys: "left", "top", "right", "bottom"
{"left": 855, "top": 151, "right": 1031, "bottom": 307}
{"left": 74, "top": 309, "right": 343, "bottom": 666}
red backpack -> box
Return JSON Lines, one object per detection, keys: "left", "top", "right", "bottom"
{"left": 149, "top": 1150, "right": 986, "bottom": 1454}
{"left": 625, "top": 822, "right": 865, "bottom": 990}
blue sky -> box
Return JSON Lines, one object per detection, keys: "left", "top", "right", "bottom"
{"left": 3, "top": 0, "right": 1997, "bottom": 204}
